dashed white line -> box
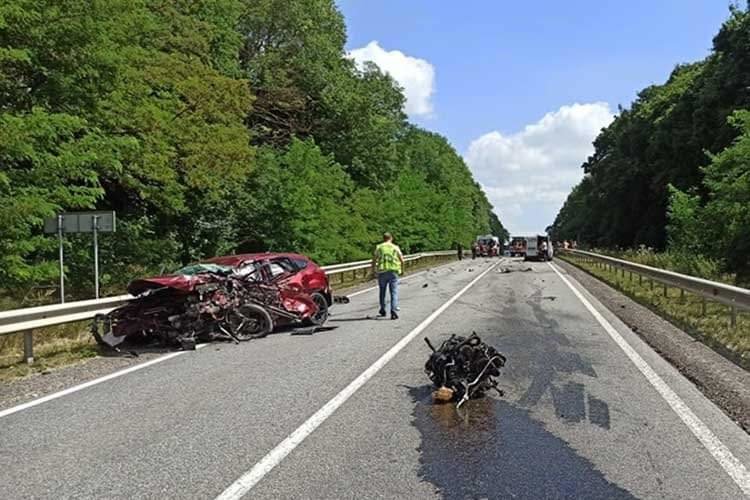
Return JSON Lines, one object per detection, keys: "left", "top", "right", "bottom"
{"left": 549, "top": 262, "right": 750, "bottom": 497}
{"left": 214, "top": 260, "right": 500, "bottom": 500}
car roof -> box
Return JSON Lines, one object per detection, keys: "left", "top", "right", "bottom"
{"left": 203, "top": 252, "right": 309, "bottom": 267}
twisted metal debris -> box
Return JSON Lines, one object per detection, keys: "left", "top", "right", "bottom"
{"left": 92, "top": 272, "right": 322, "bottom": 350}
{"left": 424, "top": 332, "right": 506, "bottom": 407}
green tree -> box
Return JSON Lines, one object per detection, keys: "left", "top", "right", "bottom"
{"left": 701, "top": 110, "right": 750, "bottom": 280}
{"left": 552, "top": 5, "right": 750, "bottom": 261}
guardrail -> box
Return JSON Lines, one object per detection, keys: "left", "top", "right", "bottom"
{"left": 0, "top": 250, "right": 457, "bottom": 364}
{"left": 560, "top": 249, "right": 750, "bottom": 327}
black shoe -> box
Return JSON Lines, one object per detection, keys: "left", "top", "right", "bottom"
{"left": 378, "top": 309, "right": 386, "bottom": 317}
{"left": 391, "top": 311, "right": 399, "bottom": 320}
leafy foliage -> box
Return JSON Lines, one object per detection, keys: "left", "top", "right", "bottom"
{"left": 0, "top": 0, "right": 504, "bottom": 303}
{"left": 551, "top": 5, "right": 750, "bottom": 282}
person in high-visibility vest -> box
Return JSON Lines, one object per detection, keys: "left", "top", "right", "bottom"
{"left": 372, "top": 232, "right": 405, "bottom": 319}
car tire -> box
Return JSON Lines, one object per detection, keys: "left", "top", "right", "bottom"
{"left": 230, "top": 304, "right": 274, "bottom": 341}
{"left": 309, "top": 292, "right": 329, "bottom": 326}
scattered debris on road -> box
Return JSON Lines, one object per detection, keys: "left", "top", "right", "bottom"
{"left": 497, "top": 266, "right": 534, "bottom": 274}
{"left": 424, "top": 332, "right": 506, "bottom": 408}
{"left": 422, "top": 283, "right": 429, "bottom": 288}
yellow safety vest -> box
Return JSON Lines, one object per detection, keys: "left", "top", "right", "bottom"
{"left": 376, "top": 242, "right": 402, "bottom": 274}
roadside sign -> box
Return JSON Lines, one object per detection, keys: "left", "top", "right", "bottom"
{"left": 43, "top": 211, "right": 116, "bottom": 234}
{"left": 43, "top": 211, "right": 117, "bottom": 301}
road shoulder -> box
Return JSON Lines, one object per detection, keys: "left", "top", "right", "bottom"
{"left": 556, "top": 259, "right": 750, "bottom": 433}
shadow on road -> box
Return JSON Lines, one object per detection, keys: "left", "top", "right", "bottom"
{"left": 406, "top": 385, "right": 634, "bottom": 500}
{"left": 328, "top": 316, "right": 377, "bottom": 322}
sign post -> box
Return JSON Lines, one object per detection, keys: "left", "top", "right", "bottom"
{"left": 58, "top": 214, "right": 65, "bottom": 303}
{"left": 45, "top": 211, "right": 116, "bottom": 300}
{"left": 93, "top": 215, "right": 100, "bottom": 299}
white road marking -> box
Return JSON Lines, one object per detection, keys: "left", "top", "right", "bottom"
{"left": 549, "top": 262, "right": 750, "bottom": 497}
{"left": 215, "top": 261, "right": 500, "bottom": 500}
{"left": 0, "top": 343, "right": 208, "bottom": 419}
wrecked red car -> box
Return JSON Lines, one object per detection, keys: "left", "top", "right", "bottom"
{"left": 93, "top": 253, "right": 333, "bottom": 349}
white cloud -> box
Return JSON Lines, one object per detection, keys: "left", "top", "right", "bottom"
{"left": 348, "top": 41, "right": 435, "bottom": 117}
{"left": 465, "top": 102, "right": 615, "bottom": 235}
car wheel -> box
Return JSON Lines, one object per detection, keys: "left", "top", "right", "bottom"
{"left": 230, "top": 304, "right": 273, "bottom": 341}
{"left": 309, "top": 292, "right": 329, "bottom": 326}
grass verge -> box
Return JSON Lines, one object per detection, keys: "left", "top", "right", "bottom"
{"left": 559, "top": 253, "right": 750, "bottom": 368}
{"left": 0, "top": 321, "right": 98, "bottom": 383}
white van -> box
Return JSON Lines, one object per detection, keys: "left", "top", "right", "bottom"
{"left": 524, "top": 235, "right": 553, "bottom": 261}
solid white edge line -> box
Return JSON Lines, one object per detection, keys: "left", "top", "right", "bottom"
{"left": 214, "top": 260, "right": 500, "bottom": 500}
{"left": 0, "top": 343, "right": 208, "bottom": 419}
{"left": 548, "top": 262, "right": 750, "bottom": 497}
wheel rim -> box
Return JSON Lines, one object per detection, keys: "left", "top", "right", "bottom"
{"left": 312, "top": 294, "right": 328, "bottom": 325}
{"left": 232, "top": 306, "right": 270, "bottom": 340}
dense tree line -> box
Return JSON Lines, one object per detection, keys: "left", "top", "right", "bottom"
{"left": 550, "top": 4, "right": 750, "bottom": 281}
{"left": 0, "top": 0, "right": 505, "bottom": 300}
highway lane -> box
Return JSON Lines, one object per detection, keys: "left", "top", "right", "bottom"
{"left": 237, "top": 260, "right": 750, "bottom": 499}
{"left": 0, "top": 258, "right": 496, "bottom": 499}
{"left": 1, "top": 258, "right": 749, "bottom": 499}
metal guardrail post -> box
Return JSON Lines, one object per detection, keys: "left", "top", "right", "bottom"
{"left": 731, "top": 307, "right": 737, "bottom": 328}
{"left": 23, "top": 330, "right": 34, "bottom": 364}
{"left": 701, "top": 297, "right": 707, "bottom": 316}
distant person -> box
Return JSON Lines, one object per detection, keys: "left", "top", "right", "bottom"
{"left": 471, "top": 242, "right": 478, "bottom": 259}
{"left": 372, "top": 232, "right": 405, "bottom": 320}
{"left": 457, "top": 242, "right": 464, "bottom": 260}
{"left": 540, "top": 240, "right": 549, "bottom": 261}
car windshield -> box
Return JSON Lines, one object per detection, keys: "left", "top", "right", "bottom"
{"left": 174, "top": 263, "right": 233, "bottom": 276}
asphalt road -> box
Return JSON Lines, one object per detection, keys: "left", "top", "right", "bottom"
{"left": 1, "top": 258, "right": 749, "bottom": 499}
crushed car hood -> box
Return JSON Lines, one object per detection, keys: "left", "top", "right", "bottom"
{"left": 127, "top": 263, "right": 235, "bottom": 296}
{"left": 127, "top": 275, "right": 210, "bottom": 296}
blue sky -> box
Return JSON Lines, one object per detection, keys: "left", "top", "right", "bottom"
{"left": 338, "top": 0, "right": 735, "bottom": 235}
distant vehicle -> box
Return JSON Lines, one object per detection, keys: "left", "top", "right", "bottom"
{"left": 509, "top": 237, "right": 527, "bottom": 257}
{"left": 475, "top": 235, "right": 500, "bottom": 257}
{"left": 524, "top": 235, "right": 553, "bottom": 262}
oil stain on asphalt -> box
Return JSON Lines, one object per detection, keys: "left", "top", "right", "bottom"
{"left": 407, "top": 385, "right": 634, "bottom": 499}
